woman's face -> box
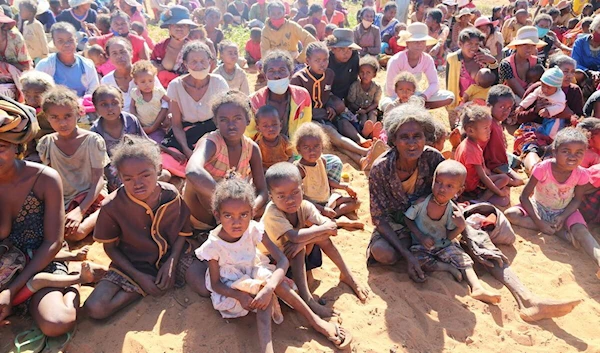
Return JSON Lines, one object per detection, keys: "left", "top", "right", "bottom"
{"left": 384, "top": 7, "right": 397, "bottom": 20}
{"left": 459, "top": 37, "right": 481, "bottom": 59}
{"left": 169, "top": 24, "right": 191, "bottom": 40}
{"left": 325, "top": 1, "right": 335, "bottom": 12}
{"left": 393, "top": 121, "right": 425, "bottom": 161}
{"left": 425, "top": 14, "right": 437, "bottom": 28}
{"left": 536, "top": 19, "right": 551, "bottom": 30}
{"left": 205, "top": 11, "right": 221, "bottom": 27}
{"left": 362, "top": 9, "right": 375, "bottom": 22}
{"left": 476, "top": 24, "right": 491, "bottom": 36}
{"left": 264, "top": 58, "right": 291, "bottom": 80}
{"left": 406, "top": 40, "right": 426, "bottom": 54}
{"left": 185, "top": 50, "right": 212, "bottom": 71}
{"left": 515, "top": 43, "right": 537, "bottom": 57}
{"left": 108, "top": 41, "right": 133, "bottom": 69}
{"left": 53, "top": 31, "right": 77, "bottom": 56}
{"left": 0, "top": 140, "right": 17, "bottom": 172}
{"left": 559, "top": 62, "right": 575, "bottom": 87}
{"left": 331, "top": 47, "right": 352, "bottom": 63}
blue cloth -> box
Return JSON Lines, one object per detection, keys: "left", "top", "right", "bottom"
{"left": 55, "top": 8, "right": 97, "bottom": 31}
{"left": 572, "top": 35, "right": 600, "bottom": 71}
{"left": 54, "top": 56, "right": 87, "bottom": 97}
{"left": 36, "top": 10, "right": 56, "bottom": 32}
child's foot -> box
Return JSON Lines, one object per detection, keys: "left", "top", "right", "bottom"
{"left": 449, "top": 128, "right": 461, "bottom": 149}
{"left": 340, "top": 273, "right": 370, "bottom": 303}
{"left": 519, "top": 298, "right": 582, "bottom": 322}
{"left": 372, "top": 121, "right": 383, "bottom": 140}
{"left": 360, "top": 139, "right": 388, "bottom": 171}
{"left": 325, "top": 323, "right": 353, "bottom": 350}
{"left": 336, "top": 216, "right": 364, "bottom": 230}
{"left": 308, "top": 299, "right": 340, "bottom": 319}
{"left": 79, "top": 261, "right": 108, "bottom": 283}
{"left": 596, "top": 268, "right": 600, "bottom": 280}
{"left": 447, "top": 266, "right": 463, "bottom": 282}
{"left": 362, "top": 120, "right": 374, "bottom": 138}
{"left": 470, "top": 287, "right": 501, "bottom": 304}
{"left": 71, "top": 245, "right": 90, "bottom": 261}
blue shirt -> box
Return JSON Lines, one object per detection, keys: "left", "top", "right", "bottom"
{"left": 55, "top": 9, "right": 97, "bottom": 31}
{"left": 36, "top": 10, "right": 56, "bottom": 32}
{"left": 572, "top": 34, "right": 600, "bottom": 71}
{"left": 54, "top": 56, "right": 87, "bottom": 97}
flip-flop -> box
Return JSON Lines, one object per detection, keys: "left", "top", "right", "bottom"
{"left": 327, "top": 324, "right": 353, "bottom": 350}
{"left": 360, "top": 139, "right": 388, "bottom": 171}
{"left": 362, "top": 120, "right": 374, "bottom": 138}
{"left": 11, "top": 328, "right": 46, "bottom": 353}
{"left": 372, "top": 121, "right": 383, "bottom": 140}
{"left": 44, "top": 330, "right": 73, "bottom": 353}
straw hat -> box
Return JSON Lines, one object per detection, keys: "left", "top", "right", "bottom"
{"left": 474, "top": 16, "right": 499, "bottom": 28}
{"left": 442, "top": 0, "right": 457, "bottom": 6}
{"left": 506, "top": 26, "right": 548, "bottom": 49}
{"left": 457, "top": 0, "right": 470, "bottom": 8}
{"left": 454, "top": 8, "right": 473, "bottom": 19}
{"left": 556, "top": 0, "right": 571, "bottom": 10}
{"left": 120, "top": 0, "right": 143, "bottom": 9}
{"left": 540, "top": 67, "right": 564, "bottom": 88}
{"left": 68, "top": 0, "right": 94, "bottom": 8}
{"left": 328, "top": 28, "right": 362, "bottom": 50}
{"left": 399, "top": 22, "right": 438, "bottom": 46}
{"left": 160, "top": 5, "right": 198, "bottom": 28}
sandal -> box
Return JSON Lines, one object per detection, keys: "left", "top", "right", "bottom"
{"left": 45, "top": 330, "right": 73, "bottom": 353}
{"left": 372, "top": 121, "right": 383, "bottom": 140}
{"left": 327, "top": 324, "right": 353, "bottom": 350}
{"left": 361, "top": 120, "right": 374, "bottom": 138}
{"left": 360, "top": 139, "right": 388, "bottom": 171}
{"left": 11, "top": 328, "right": 46, "bottom": 353}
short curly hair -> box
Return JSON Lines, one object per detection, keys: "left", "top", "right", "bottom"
{"left": 393, "top": 72, "right": 417, "bottom": 90}
{"left": 131, "top": 60, "right": 158, "bottom": 78}
{"left": 265, "top": 161, "right": 302, "bottom": 191}
{"left": 359, "top": 55, "right": 379, "bottom": 73}
{"left": 460, "top": 104, "right": 492, "bottom": 129}
{"left": 42, "top": 85, "right": 81, "bottom": 115}
{"left": 292, "top": 122, "right": 330, "bottom": 150}
{"left": 91, "top": 84, "right": 124, "bottom": 106}
{"left": 262, "top": 50, "right": 294, "bottom": 74}
{"left": 111, "top": 134, "right": 162, "bottom": 172}
{"left": 19, "top": 70, "right": 55, "bottom": 92}
{"left": 577, "top": 117, "right": 600, "bottom": 141}
{"left": 553, "top": 127, "right": 588, "bottom": 150}
{"left": 383, "top": 102, "right": 435, "bottom": 147}
{"left": 211, "top": 90, "right": 254, "bottom": 125}
{"left": 182, "top": 40, "right": 215, "bottom": 61}
{"left": 212, "top": 178, "right": 256, "bottom": 213}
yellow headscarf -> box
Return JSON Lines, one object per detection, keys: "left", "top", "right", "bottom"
{"left": 0, "top": 97, "right": 39, "bottom": 145}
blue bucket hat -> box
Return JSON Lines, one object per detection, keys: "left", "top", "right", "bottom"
{"left": 160, "top": 5, "right": 198, "bottom": 29}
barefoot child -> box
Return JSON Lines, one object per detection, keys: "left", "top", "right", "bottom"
{"left": 293, "top": 123, "right": 364, "bottom": 223}
{"left": 37, "top": 86, "right": 111, "bottom": 242}
{"left": 505, "top": 128, "right": 600, "bottom": 278}
{"left": 85, "top": 136, "right": 208, "bottom": 320}
{"left": 129, "top": 60, "right": 170, "bottom": 143}
{"left": 483, "top": 84, "right": 525, "bottom": 186}
{"left": 253, "top": 105, "right": 295, "bottom": 170}
{"left": 346, "top": 55, "right": 382, "bottom": 139}
{"left": 197, "top": 179, "right": 353, "bottom": 353}
{"left": 454, "top": 104, "right": 511, "bottom": 206}
{"left": 406, "top": 160, "right": 502, "bottom": 304}
{"left": 261, "top": 162, "right": 369, "bottom": 320}
{"left": 214, "top": 41, "right": 250, "bottom": 95}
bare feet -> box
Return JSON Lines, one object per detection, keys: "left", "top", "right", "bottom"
{"left": 519, "top": 298, "right": 582, "bottom": 322}
{"left": 470, "top": 287, "right": 501, "bottom": 304}
{"left": 340, "top": 273, "right": 370, "bottom": 303}
{"left": 362, "top": 120, "right": 374, "bottom": 138}
{"left": 336, "top": 216, "right": 364, "bottom": 230}
{"left": 72, "top": 245, "right": 90, "bottom": 261}
{"left": 78, "top": 261, "right": 108, "bottom": 284}
{"left": 447, "top": 266, "right": 463, "bottom": 282}
{"left": 308, "top": 298, "right": 340, "bottom": 319}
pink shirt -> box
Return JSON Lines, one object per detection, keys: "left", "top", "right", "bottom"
{"left": 385, "top": 51, "right": 438, "bottom": 100}
{"left": 531, "top": 159, "right": 589, "bottom": 210}
{"left": 582, "top": 148, "right": 600, "bottom": 169}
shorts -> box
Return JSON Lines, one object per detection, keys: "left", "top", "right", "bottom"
{"left": 411, "top": 243, "right": 473, "bottom": 271}
{"left": 101, "top": 252, "right": 195, "bottom": 296}
{"left": 367, "top": 216, "right": 411, "bottom": 258}
{"left": 515, "top": 201, "right": 587, "bottom": 230}
{"left": 285, "top": 244, "right": 323, "bottom": 278}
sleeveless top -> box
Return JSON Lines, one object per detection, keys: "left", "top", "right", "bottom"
{"left": 203, "top": 130, "right": 253, "bottom": 182}
{"left": 295, "top": 158, "right": 330, "bottom": 204}
{"left": 508, "top": 54, "right": 538, "bottom": 91}
{"left": 8, "top": 168, "right": 45, "bottom": 254}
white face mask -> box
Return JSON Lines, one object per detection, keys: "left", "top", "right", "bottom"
{"left": 267, "top": 77, "right": 290, "bottom": 94}
{"left": 188, "top": 67, "right": 210, "bottom": 80}
{"left": 362, "top": 19, "right": 373, "bottom": 28}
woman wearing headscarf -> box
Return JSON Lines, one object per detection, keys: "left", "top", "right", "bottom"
{"left": 0, "top": 12, "right": 32, "bottom": 102}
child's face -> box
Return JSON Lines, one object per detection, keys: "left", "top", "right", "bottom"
{"left": 393, "top": 121, "right": 425, "bottom": 161}
{"left": 22, "top": 85, "right": 46, "bottom": 109}
{"left": 490, "top": 96, "right": 514, "bottom": 122}
{"left": 251, "top": 33, "right": 261, "bottom": 43}
{"left": 268, "top": 178, "right": 303, "bottom": 214}
{"left": 94, "top": 93, "right": 122, "bottom": 121}
{"left": 256, "top": 113, "right": 282, "bottom": 141}
{"left": 46, "top": 104, "right": 79, "bottom": 136}
{"left": 134, "top": 71, "right": 155, "bottom": 94}
{"left": 19, "top": 7, "right": 34, "bottom": 20}
{"left": 221, "top": 46, "right": 239, "bottom": 65}
{"left": 432, "top": 133, "right": 447, "bottom": 152}
{"left": 331, "top": 47, "right": 353, "bottom": 63}
{"left": 307, "top": 50, "right": 329, "bottom": 75}
{"left": 205, "top": 12, "right": 221, "bottom": 28}
{"left": 516, "top": 13, "right": 528, "bottom": 25}
{"left": 297, "top": 136, "right": 323, "bottom": 164}
{"left": 111, "top": 17, "right": 129, "bottom": 36}
{"left": 555, "top": 142, "right": 586, "bottom": 171}
{"left": 589, "top": 131, "right": 600, "bottom": 151}
{"left": 541, "top": 82, "right": 558, "bottom": 96}
{"left": 395, "top": 81, "right": 416, "bottom": 103}
{"left": 89, "top": 52, "right": 107, "bottom": 67}
{"left": 118, "top": 158, "right": 159, "bottom": 201}
{"left": 406, "top": 40, "right": 426, "bottom": 55}
{"left": 432, "top": 172, "right": 464, "bottom": 204}
{"left": 215, "top": 199, "right": 253, "bottom": 240}
{"left": 358, "top": 65, "right": 376, "bottom": 85}
{"left": 214, "top": 103, "right": 250, "bottom": 142}
{"left": 467, "top": 119, "right": 492, "bottom": 142}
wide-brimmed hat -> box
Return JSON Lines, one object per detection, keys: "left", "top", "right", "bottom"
{"left": 442, "top": 0, "right": 457, "bottom": 6}
{"left": 328, "top": 28, "right": 361, "bottom": 50}
{"left": 454, "top": 7, "right": 473, "bottom": 19}
{"left": 457, "top": 0, "right": 470, "bottom": 8}
{"left": 160, "top": 5, "right": 198, "bottom": 28}
{"left": 474, "top": 16, "right": 499, "bottom": 28}
{"left": 541, "top": 67, "right": 564, "bottom": 88}
{"left": 0, "top": 12, "right": 15, "bottom": 30}
{"left": 120, "top": 0, "right": 143, "bottom": 9}
{"left": 399, "top": 22, "right": 438, "bottom": 46}
{"left": 556, "top": 0, "right": 571, "bottom": 10}
{"left": 507, "top": 26, "right": 548, "bottom": 49}
{"left": 68, "top": 0, "right": 94, "bottom": 8}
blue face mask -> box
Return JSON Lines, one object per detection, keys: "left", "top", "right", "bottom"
{"left": 537, "top": 26, "right": 549, "bottom": 38}
{"left": 111, "top": 30, "right": 128, "bottom": 37}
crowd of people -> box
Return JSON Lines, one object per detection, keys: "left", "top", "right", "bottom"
{"left": 1, "top": 0, "right": 600, "bottom": 351}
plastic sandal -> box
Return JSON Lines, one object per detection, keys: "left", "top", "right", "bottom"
{"left": 44, "top": 330, "right": 73, "bottom": 353}
{"left": 12, "top": 328, "right": 46, "bottom": 353}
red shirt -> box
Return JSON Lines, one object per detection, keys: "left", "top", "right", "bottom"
{"left": 95, "top": 33, "right": 146, "bottom": 63}
{"left": 245, "top": 39, "right": 261, "bottom": 61}
{"left": 389, "top": 36, "right": 405, "bottom": 55}
{"left": 481, "top": 120, "right": 508, "bottom": 172}
{"left": 455, "top": 138, "right": 485, "bottom": 192}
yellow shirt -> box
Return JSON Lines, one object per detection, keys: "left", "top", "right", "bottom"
{"left": 260, "top": 19, "right": 316, "bottom": 63}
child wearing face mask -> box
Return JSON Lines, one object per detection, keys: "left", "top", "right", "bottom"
{"left": 353, "top": 7, "right": 381, "bottom": 57}
{"left": 297, "top": 4, "right": 328, "bottom": 40}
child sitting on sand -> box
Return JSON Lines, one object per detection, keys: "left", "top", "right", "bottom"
{"left": 214, "top": 41, "right": 250, "bottom": 95}
{"left": 253, "top": 105, "right": 295, "bottom": 170}
{"left": 505, "top": 128, "right": 600, "bottom": 279}
{"left": 293, "top": 123, "right": 364, "bottom": 223}
{"left": 37, "top": 86, "right": 111, "bottom": 242}
{"left": 406, "top": 160, "right": 501, "bottom": 304}
{"left": 19, "top": 71, "right": 55, "bottom": 161}
{"left": 346, "top": 56, "right": 382, "bottom": 139}
{"left": 462, "top": 68, "right": 496, "bottom": 105}
{"left": 381, "top": 72, "right": 421, "bottom": 114}
{"left": 197, "top": 178, "right": 353, "bottom": 353}
{"left": 454, "top": 104, "right": 511, "bottom": 206}
{"left": 85, "top": 136, "right": 208, "bottom": 320}
{"left": 261, "top": 162, "right": 368, "bottom": 320}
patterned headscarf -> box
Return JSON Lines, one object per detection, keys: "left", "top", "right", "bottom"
{"left": 0, "top": 96, "right": 38, "bottom": 145}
